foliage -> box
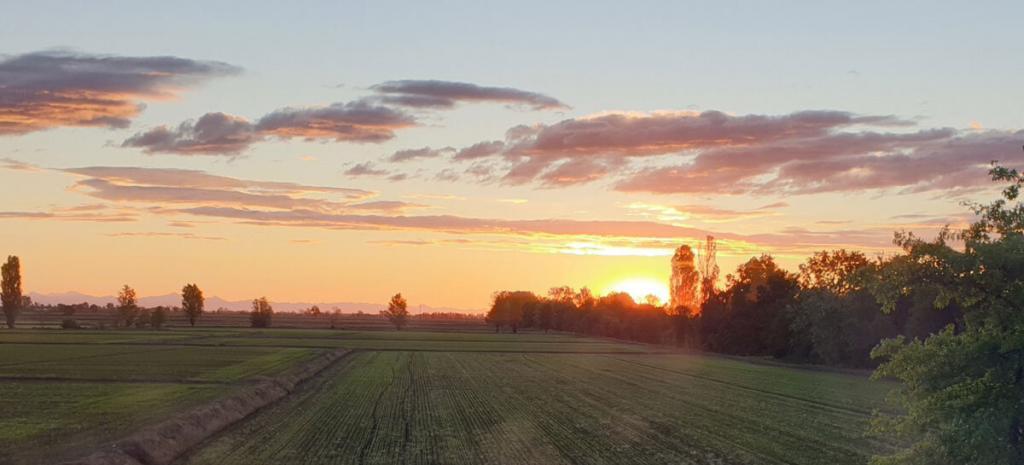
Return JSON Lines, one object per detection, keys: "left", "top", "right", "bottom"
{"left": 381, "top": 293, "right": 409, "bottom": 330}
{"left": 181, "top": 283, "right": 204, "bottom": 327}
{"left": 250, "top": 297, "right": 273, "bottom": 328}
{"left": 864, "top": 164, "right": 1024, "bottom": 464}
{"left": 700, "top": 255, "right": 800, "bottom": 356}
{"left": 116, "top": 285, "right": 138, "bottom": 328}
{"left": 2, "top": 255, "right": 22, "bottom": 328}
{"left": 669, "top": 244, "right": 699, "bottom": 313}
{"left": 150, "top": 306, "right": 168, "bottom": 329}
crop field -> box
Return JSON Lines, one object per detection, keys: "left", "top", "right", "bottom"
{"left": 0, "top": 332, "right": 329, "bottom": 464}
{"left": 180, "top": 351, "right": 895, "bottom": 465}
{"left": 1, "top": 327, "right": 895, "bottom": 465}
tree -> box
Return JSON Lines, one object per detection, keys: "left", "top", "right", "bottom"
{"left": 487, "top": 291, "right": 539, "bottom": 333}
{"left": 329, "top": 307, "right": 342, "bottom": 329}
{"left": 116, "top": 285, "right": 138, "bottom": 328}
{"left": 305, "top": 305, "right": 321, "bottom": 317}
{"left": 250, "top": 297, "right": 273, "bottom": 328}
{"left": 865, "top": 164, "right": 1024, "bottom": 464}
{"left": 669, "top": 245, "right": 700, "bottom": 314}
{"left": 181, "top": 283, "right": 204, "bottom": 327}
{"left": 696, "top": 235, "right": 720, "bottom": 305}
{"left": 382, "top": 293, "right": 409, "bottom": 330}
{"left": 150, "top": 306, "right": 167, "bottom": 329}
{"left": 799, "top": 249, "right": 870, "bottom": 295}
{"left": 1, "top": 256, "right": 22, "bottom": 328}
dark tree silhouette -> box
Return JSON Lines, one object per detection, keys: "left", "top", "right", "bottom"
{"left": 1, "top": 256, "right": 22, "bottom": 328}
{"left": 181, "top": 283, "right": 204, "bottom": 327}
{"left": 116, "top": 285, "right": 138, "bottom": 328}
{"left": 250, "top": 297, "right": 273, "bottom": 328}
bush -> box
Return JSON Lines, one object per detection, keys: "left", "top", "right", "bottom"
{"left": 61, "top": 319, "right": 80, "bottom": 329}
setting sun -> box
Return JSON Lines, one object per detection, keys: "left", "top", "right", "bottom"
{"left": 606, "top": 278, "right": 670, "bottom": 305}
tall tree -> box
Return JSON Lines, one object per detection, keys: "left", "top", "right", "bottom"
{"left": 1, "top": 256, "right": 22, "bottom": 328}
{"left": 866, "top": 164, "right": 1024, "bottom": 464}
{"left": 799, "top": 249, "right": 870, "bottom": 295}
{"left": 181, "top": 283, "right": 204, "bottom": 327}
{"left": 382, "top": 293, "right": 409, "bottom": 330}
{"left": 116, "top": 285, "right": 138, "bottom": 328}
{"left": 250, "top": 297, "right": 273, "bottom": 328}
{"left": 696, "top": 235, "right": 720, "bottom": 306}
{"left": 669, "top": 245, "right": 700, "bottom": 314}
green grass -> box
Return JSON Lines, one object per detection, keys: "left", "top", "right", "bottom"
{"left": 1, "top": 328, "right": 897, "bottom": 465}
{"left": 182, "top": 351, "right": 896, "bottom": 465}
{"left": 0, "top": 344, "right": 320, "bottom": 382}
{"left": 197, "top": 335, "right": 653, "bottom": 353}
{"left": 0, "top": 381, "right": 225, "bottom": 464}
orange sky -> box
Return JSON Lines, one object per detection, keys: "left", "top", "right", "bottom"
{"left": 1, "top": 5, "right": 1020, "bottom": 310}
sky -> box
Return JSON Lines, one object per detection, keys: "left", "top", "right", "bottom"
{"left": 1, "top": 1, "right": 1022, "bottom": 310}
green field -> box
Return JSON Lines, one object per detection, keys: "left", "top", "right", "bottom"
{"left": 178, "top": 351, "right": 894, "bottom": 465}
{"left": 0, "top": 328, "right": 895, "bottom": 465}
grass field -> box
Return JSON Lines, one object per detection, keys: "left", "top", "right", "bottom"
{"left": 0, "top": 327, "right": 895, "bottom": 465}
{"left": 180, "top": 351, "right": 895, "bottom": 465}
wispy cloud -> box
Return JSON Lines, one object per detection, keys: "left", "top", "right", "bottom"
{"left": 387, "top": 146, "right": 454, "bottom": 162}
{"left": 370, "top": 80, "right": 568, "bottom": 110}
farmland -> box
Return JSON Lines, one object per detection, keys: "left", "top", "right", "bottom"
{"left": 0, "top": 326, "right": 895, "bottom": 465}
{"left": 179, "top": 351, "right": 894, "bottom": 465}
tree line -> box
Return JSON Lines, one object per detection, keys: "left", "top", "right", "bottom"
{"left": 487, "top": 165, "right": 1024, "bottom": 464}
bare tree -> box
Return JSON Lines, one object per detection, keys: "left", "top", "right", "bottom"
{"left": 696, "top": 235, "right": 720, "bottom": 305}
{"left": 381, "top": 293, "right": 408, "bottom": 330}
{"left": 1, "top": 256, "right": 22, "bottom": 328}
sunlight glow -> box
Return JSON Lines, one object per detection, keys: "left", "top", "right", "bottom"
{"left": 606, "top": 278, "right": 670, "bottom": 305}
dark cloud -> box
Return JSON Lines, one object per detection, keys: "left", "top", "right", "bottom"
{"left": 121, "top": 112, "right": 258, "bottom": 155}
{"left": 124, "top": 100, "right": 416, "bottom": 155}
{"left": 0, "top": 50, "right": 239, "bottom": 135}
{"left": 255, "top": 100, "right": 415, "bottom": 142}
{"left": 444, "top": 108, "right": 1021, "bottom": 194}
{"left": 371, "top": 80, "right": 568, "bottom": 110}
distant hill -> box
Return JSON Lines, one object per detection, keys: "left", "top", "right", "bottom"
{"left": 28, "top": 291, "right": 483, "bottom": 315}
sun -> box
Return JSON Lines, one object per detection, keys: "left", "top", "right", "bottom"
{"left": 606, "top": 278, "right": 670, "bottom": 305}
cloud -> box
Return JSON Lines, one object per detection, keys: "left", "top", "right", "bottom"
{"left": 454, "top": 141, "right": 505, "bottom": 160}
{"left": 0, "top": 157, "right": 41, "bottom": 171}
{"left": 121, "top": 112, "right": 258, "bottom": 155}
{"left": 255, "top": 100, "right": 415, "bottom": 142}
{"left": 627, "top": 202, "right": 787, "bottom": 223}
{"left": 107, "top": 232, "right": 226, "bottom": 240}
{"left": 370, "top": 80, "right": 568, "bottom": 110}
{"left": 443, "top": 108, "right": 1022, "bottom": 194}
{"left": 64, "top": 166, "right": 372, "bottom": 198}
{"left": 36, "top": 164, "right": 923, "bottom": 257}
{"left": 344, "top": 162, "right": 389, "bottom": 177}
{"left": 0, "top": 50, "right": 239, "bottom": 135}
{"left": 388, "top": 146, "right": 454, "bottom": 162}
{"left": 123, "top": 100, "right": 416, "bottom": 155}
{"left": 618, "top": 128, "right": 1024, "bottom": 195}
{"left": 0, "top": 209, "right": 137, "bottom": 223}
